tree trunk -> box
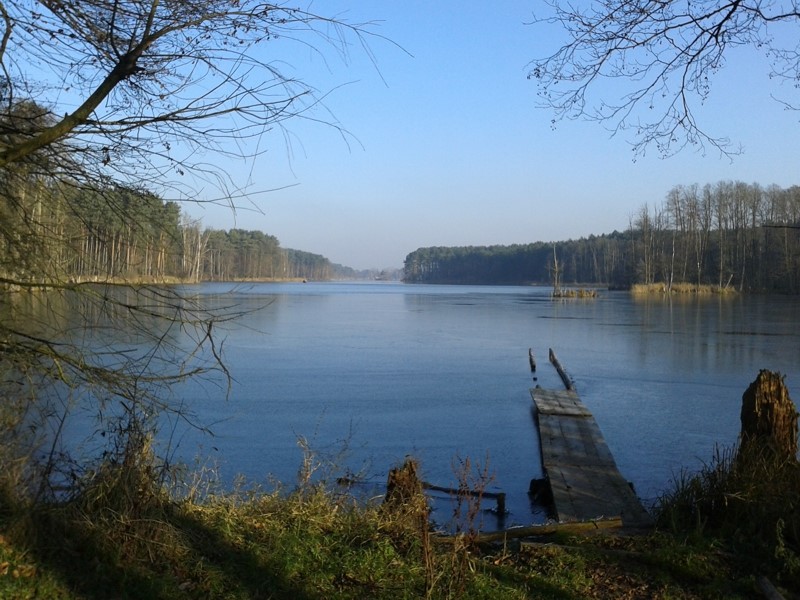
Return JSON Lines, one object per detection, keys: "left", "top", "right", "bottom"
{"left": 740, "top": 370, "right": 798, "bottom": 461}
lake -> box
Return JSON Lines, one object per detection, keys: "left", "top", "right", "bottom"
{"left": 164, "top": 282, "right": 799, "bottom": 529}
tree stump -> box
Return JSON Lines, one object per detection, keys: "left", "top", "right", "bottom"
{"left": 383, "top": 457, "right": 434, "bottom": 590}
{"left": 383, "top": 457, "right": 430, "bottom": 533}
{"left": 384, "top": 457, "right": 425, "bottom": 506}
{"left": 740, "top": 370, "right": 798, "bottom": 461}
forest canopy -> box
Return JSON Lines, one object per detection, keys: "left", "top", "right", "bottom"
{"left": 404, "top": 181, "right": 800, "bottom": 293}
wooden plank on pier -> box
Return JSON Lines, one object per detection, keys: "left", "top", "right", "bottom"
{"left": 532, "top": 387, "right": 652, "bottom": 528}
{"left": 533, "top": 388, "right": 591, "bottom": 417}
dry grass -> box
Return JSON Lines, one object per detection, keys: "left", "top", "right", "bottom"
{"left": 552, "top": 288, "right": 599, "bottom": 298}
{"left": 631, "top": 282, "right": 737, "bottom": 295}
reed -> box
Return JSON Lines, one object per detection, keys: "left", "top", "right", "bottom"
{"left": 630, "top": 282, "right": 737, "bottom": 294}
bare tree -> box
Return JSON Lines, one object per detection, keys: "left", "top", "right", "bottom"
{"left": 0, "top": 1, "right": 380, "bottom": 194}
{"left": 529, "top": 1, "right": 800, "bottom": 157}
{"left": 0, "top": 2, "right": 380, "bottom": 499}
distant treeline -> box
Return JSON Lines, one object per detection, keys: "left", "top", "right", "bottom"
{"left": 404, "top": 181, "right": 800, "bottom": 293}
{"left": 2, "top": 180, "right": 338, "bottom": 283}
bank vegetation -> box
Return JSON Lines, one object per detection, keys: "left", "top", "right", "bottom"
{"left": 0, "top": 416, "right": 798, "bottom": 599}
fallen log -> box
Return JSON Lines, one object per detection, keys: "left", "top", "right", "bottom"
{"left": 421, "top": 481, "right": 506, "bottom": 514}
{"left": 432, "top": 517, "right": 622, "bottom": 544}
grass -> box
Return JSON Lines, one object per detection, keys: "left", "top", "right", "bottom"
{"left": 0, "top": 497, "right": 762, "bottom": 599}
{"left": 654, "top": 442, "right": 800, "bottom": 589}
{"left": 0, "top": 439, "right": 796, "bottom": 599}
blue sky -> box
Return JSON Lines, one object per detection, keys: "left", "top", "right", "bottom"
{"left": 185, "top": 1, "right": 800, "bottom": 270}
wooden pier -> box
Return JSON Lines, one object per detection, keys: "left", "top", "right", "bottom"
{"left": 531, "top": 351, "right": 652, "bottom": 529}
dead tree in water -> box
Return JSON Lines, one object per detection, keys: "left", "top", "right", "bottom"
{"left": 549, "top": 245, "right": 563, "bottom": 297}
{"left": 739, "top": 370, "right": 798, "bottom": 461}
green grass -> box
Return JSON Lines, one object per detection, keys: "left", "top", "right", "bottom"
{"left": 654, "top": 442, "right": 800, "bottom": 590}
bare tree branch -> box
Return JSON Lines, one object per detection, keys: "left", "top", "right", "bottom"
{"left": 530, "top": 0, "right": 800, "bottom": 158}
{"left": 0, "top": 1, "right": 385, "bottom": 192}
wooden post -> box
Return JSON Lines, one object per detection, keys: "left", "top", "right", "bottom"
{"left": 383, "top": 458, "right": 433, "bottom": 590}
{"left": 496, "top": 492, "right": 506, "bottom": 515}
{"left": 740, "top": 370, "right": 798, "bottom": 461}
{"left": 528, "top": 348, "right": 536, "bottom": 373}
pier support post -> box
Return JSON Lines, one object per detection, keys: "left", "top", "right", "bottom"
{"left": 548, "top": 348, "right": 574, "bottom": 391}
{"left": 496, "top": 492, "right": 506, "bottom": 515}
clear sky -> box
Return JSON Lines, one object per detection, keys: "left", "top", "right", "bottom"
{"left": 183, "top": 1, "right": 800, "bottom": 270}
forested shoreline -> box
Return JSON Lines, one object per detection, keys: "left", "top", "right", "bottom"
{"left": 10, "top": 175, "right": 800, "bottom": 290}
{"left": 2, "top": 177, "right": 341, "bottom": 284}
{"left": 404, "top": 181, "right": 800, "bottom": 293}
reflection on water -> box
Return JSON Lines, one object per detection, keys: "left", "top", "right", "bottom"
{"left": 1, "top": 284, "right": 234, "bottom": 490}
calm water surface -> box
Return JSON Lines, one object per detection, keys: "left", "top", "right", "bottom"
{"left": 167, "top": 282, "right": 800, "bottom": 528}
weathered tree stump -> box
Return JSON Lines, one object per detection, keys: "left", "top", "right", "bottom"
{"left": 383, "top": 458, "right": 433, "bottom": 589}
{"left": 384, "top": 457, "right": 425, "bottom": 506}
{"left": 740, "top": 370, "right": 798, "bottom": 461}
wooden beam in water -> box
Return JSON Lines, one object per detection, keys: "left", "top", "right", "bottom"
{"left": 548, "top": 348, "right": 574, "bottom": 390}
{"left": 421, "top": 482, "right": 506, "bottom": 515}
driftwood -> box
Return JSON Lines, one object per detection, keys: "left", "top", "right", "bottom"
{"left": 740, "top": 370, "right": 798, "bottom": 461}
